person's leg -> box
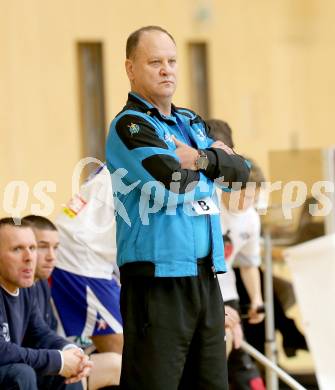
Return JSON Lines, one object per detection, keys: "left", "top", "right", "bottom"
{"left": 0, "top": 363, "right": 37, "bottom": 390}
{"left": 273, "top": 275, "right": 296, "bottom": 311}
{"left": 271, "top": 290, "right": 307, "bottom": 357}
{"left": 224, "top": 299, "right": 266, "bottom": 389}
{"left": 258, "top": 270, "right": 307, "bottom": 356}
{"left": 119, "top": 273, "right": 199, "bottom": 390}
{"left": 88, "top": 352, "right": 121, "bottom": 390}
{"left": 90, "top": 333, "right": 123, "bottom": 354}
{"left": 51, "top": 268, "right": 88, "bottom": 337}
{"left": 235, "top": 268, "right": 307, "bottom": 356}
{"left": 52, "top": 269, "right": 123, "bottom": 354}
{"left": 227, "top": 348, "right": 266, "bottom": 390}
{"left": 37, "top": 374, "right": 83, "bottom": 390}
{"left": 178, "top": 264, "right": 228, "bottom": 390}
{"left": 234, "top": 268, "right": 266, "bottom": 352}
{"left": 86, "top": 275, "right": 123, "bottom": 353}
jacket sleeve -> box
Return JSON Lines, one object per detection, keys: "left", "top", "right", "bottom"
{"left": 0, "top": 294, "right": 67, "bottom": 375}
{"left": 20, "top": 290, "right": 70, "bottom": 374}
{"left": 23, "top": 290, "right": 68, "bottom": 352}
{"left": 202, "top": 148, "right": 250, "bottom": 189}
{"left": 0, "top": 293, "right": 63, "bottom": 375}
{"left": 0, "top": 342, "right": 62, "bottom": 375}
{"left": 106, "top": 113, "right": 214, "bottom": 207}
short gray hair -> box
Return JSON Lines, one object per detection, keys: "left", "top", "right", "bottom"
{"left": 126, "top": 26, "right": 175, "bottom": 59}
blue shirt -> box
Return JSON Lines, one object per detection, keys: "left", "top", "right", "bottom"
{"left": 106, "top": 92, "right": 250, "bottom": 276}
{"left": 0, "top": 286, "right": 67, "bottom": 375}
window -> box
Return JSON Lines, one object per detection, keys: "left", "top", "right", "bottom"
{"left": 78, "top": 42, "right": 106, "bottom": 171}
{"left": 188, "top": 43, "right": 210, "bottom": 119}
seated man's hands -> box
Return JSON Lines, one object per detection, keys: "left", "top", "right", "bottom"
{"left": 65, "top": 353, "right": 93, "bottom": 385}
{"left": 60, "top": 349, "right": 93, "bottom": 384}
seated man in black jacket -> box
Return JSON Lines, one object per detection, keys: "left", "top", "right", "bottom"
{"left": 24, "top": 214, "right": 122, "bottom": 389}
{"left": 0, "top": 217, "right": 92, "bottom": 390}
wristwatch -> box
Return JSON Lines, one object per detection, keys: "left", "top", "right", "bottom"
{"left": 195, "top": 150, "right": 209, "bottom": 170}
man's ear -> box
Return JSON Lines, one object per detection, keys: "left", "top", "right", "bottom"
{"left": 125, "top": 59, "right": 134, "bottom": 81}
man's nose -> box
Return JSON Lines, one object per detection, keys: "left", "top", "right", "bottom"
{"left": 24, "top": 248, "right": 35, "bottom": 262}
{"left": 46, "top": 247, "right": 56, "bottom": 262}
{"left": 160, "top": 60, "right": 170, "bottom": 75}
{"left": 159, "top": 66, "right": 168, "bottom": 76}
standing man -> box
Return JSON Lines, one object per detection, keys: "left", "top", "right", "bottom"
{"left": 0, "top": 218, "right": 92, "bottom": 389}
{"left": 106, "top": 26, "right": 250, "bottom": 390}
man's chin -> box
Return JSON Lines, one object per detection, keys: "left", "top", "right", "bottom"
{"left": 159, "top": 84, "right": 175, "bottom": 94}
{"left": 36, "top": 272, "right": 51, "bottom": 281}
{"left": 20, "top": 278, "right": 35, "bottom": 288}
{"left": 158, "top": 91, "right": 175, "bottom": 101}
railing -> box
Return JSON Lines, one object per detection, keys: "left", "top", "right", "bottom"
{"left": 241, "top": 340, "right": 307, "bottom": 390}
{"left": 248, "top": 231, "right": 307, "bottom": 390}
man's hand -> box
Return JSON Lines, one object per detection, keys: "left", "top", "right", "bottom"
{"left": 59, "top": 349, "right": 82, "bottom": 378}
{"left": 210, "top": 140, "right": 234, "bottom": 155}
{"left": 248, "top": 302, "right": 265, "bottom": 324}
{"left": 225, "top": 305, "right": 243, "bottom": 349}
{"left": 65, "top": 353, "right": 93, "bottom": 385}
{"left": 172, "top": 136, "right": 198, "bottom": 170}
{"left": 60, "top": 349, "right": 92, "bottom": 382}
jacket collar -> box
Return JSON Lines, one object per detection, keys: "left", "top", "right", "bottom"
{"left": 127, "top": 92, "right": 178, "bottom": 124}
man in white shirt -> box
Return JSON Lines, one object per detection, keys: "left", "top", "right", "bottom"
{"left": 51, "top": 166, "right": 123, "bottom": 355}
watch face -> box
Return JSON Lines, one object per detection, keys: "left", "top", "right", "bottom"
{"left": 197, "top": 156, "right": 209, "bottom": 170}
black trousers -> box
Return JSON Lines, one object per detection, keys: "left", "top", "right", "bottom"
{"left": 119, "top": 261, "right": 228, "bottom": 390}
{"left": 234, "top": 268, "right": 298, "bottom": 354}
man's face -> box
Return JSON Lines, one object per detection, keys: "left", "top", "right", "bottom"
{"left": 34, "top": 228, "right": 59, "bottom": 280}
{"left": 126, "top": 30, "right": 178, "bottom": 104}
{"left": 0, "top": 225, "right": 37, "bottom": 292}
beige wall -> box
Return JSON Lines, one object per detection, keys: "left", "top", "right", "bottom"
{"left": 1, "top": 0, "right": 335, "bottom": 218}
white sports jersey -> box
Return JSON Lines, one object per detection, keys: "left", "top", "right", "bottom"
{"left": 218, "top": 202, "right": 261, "bottom": 302}
{"left": 56, "top": 166, "right": 117, "bottom": 279}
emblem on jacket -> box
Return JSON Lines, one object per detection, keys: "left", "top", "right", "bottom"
{"left": 164, "top": 131, "right": 174, "bottom": 145}
{"left": 128, "top": 123, "right": 140, "bottom": 136}
{"left": 196, "top": 128, "right": 206, "bottom": 141}
{"left": 0, "top": 323, "right": 10, "bottom": 342}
